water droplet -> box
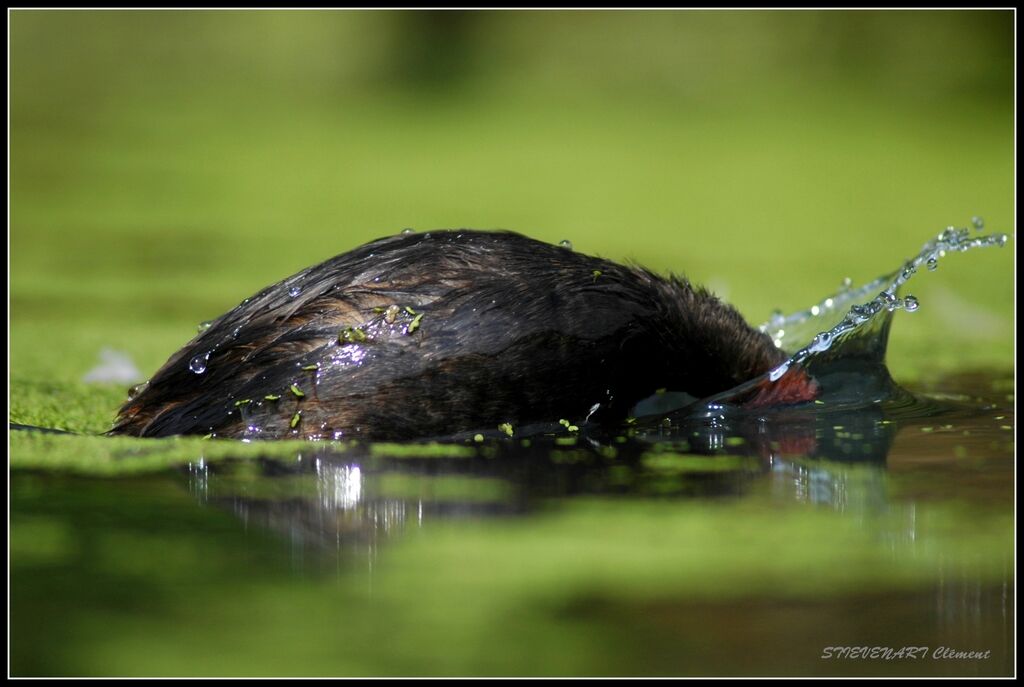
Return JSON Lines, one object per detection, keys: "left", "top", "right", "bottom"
{"left": 288, "top": 286, "right": 302, "bottom": 298}
{"left": 903, "top": 295, "right": 919, "bottom": 312}
{"left": 811, "top": 331, "right": 832, "bottom": 351}
{"left": 926, "top": 257, "right": 938, "bottom": 271}
{"left": 127, "top": 381, "right": 148, "bottom": 400}
{"left": 839, "top": 277, "right": 853, "bottom": 290}
{"left": 769, "top": 363, "right": 790, "bottom": 382}
{"left": 190, "top": 351, "right": 211, "bottom": 374}
{"left": 971, "top": 216, "right": 984, "bottom": 230}
{"left": 197, "top": 320, "right": 214, "bottom": 333}
{"left": 558, "top": 240, "right": 573, "bottom": 250}
{"left": 401, "top": 228, "right": 416, "bottom": 235}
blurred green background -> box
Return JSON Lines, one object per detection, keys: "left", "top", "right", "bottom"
{"left": 10, "top": 9, "right": 1014, "bottom": 433}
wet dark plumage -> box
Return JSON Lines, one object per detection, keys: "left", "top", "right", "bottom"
{"left": 112, "top": 230, "right": 795, "bottom": 440}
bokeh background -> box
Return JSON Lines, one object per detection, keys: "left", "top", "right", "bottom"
{"left": 10, "top": 9, "right": 1014, "bottom": 432}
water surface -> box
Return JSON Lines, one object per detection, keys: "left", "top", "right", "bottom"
{"left": 11, "top": 368, "right": 1013, "bottom": 676}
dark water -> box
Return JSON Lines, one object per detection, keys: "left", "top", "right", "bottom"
{"left": 10, "top": 370, "right": 1014, "bottom": 676}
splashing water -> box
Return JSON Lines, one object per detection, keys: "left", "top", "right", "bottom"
{"left": 693, "top": 221, "right": 1008, "bottom": 415}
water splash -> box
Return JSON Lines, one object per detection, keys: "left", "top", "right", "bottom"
{"left": 703, "top": 221, "right": 1008, "bottom": 412}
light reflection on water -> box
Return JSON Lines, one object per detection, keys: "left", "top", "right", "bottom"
{"left": 315, "top": 461, "right": 363, "bottom": 512}
{"left": 182, "top": 369, "right": 1012, "bottom": 565}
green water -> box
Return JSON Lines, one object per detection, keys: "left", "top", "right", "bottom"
{"left": 9, "top": 10, "right": 1014, "bottom": 677}
{"left": 10, "top": 372, "right": 1015, "bottom": 676}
